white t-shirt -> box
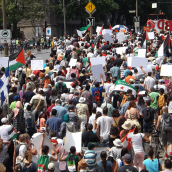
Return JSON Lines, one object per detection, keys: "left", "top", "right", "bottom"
{"left": 153, "top": 84, "right": 167, "bottom": 94}
{"left": 96, "top": 107, "right": 103, "bottom": 114}
{"left": 96, "top": 116, "right": 113, "bottom": 137}
{"left": 0, "top": 125, "right": 13, "bottom": 141}
{"left": 168, "top": 101, "right": 172, "bottom": 113}
{"left": 104, "top": 83, "right": 113, "bottom": 97}
{"left": 144, "top": 76, "right": 155, "bottom": 90}
{"left": 127, "top": 133, "right": 145, "bottom": 153}
{"left": 88, "top": 113, "right": 96, "bottom": 127}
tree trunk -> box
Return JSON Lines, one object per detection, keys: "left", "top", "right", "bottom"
{"left": 12, "top": 22, "right": 18, "bottom": 39}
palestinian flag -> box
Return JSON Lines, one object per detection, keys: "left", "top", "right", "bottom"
{"left": 6, "top": 48, "right": 25, "bottom": 71}
{"left": 148, "top": 20, "right": 155, "bottom": 30}
{"left": 8, "top": 127, "right": 18, "bottom": 139}
{"left": 99, "top": 26, "right": 103, "bottom": 35}
{"left": 134, "top": 46, "right": 141, "bottom": 56}
{"left": 90, "top": 43, "right": 94, "bottom": 49}
{"left": 80, "top": 23, "right": 91, "bottom": 32}
{"left": 155, "top": 34, "right": 169, "bottom": 58}
{"left": 114, "top": 80, "right": 137, "bottom": 97}
{"left": 142, "top": 40, "right": 146, "bottom": 49}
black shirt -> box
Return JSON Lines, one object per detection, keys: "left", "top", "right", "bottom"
{"left": 22, "top": 91, "right": 35, "bottom": 103}
{"left": 9, "top": 93, "right": 19, "bottom": 105}
{"left": 142, "top": 107, "right": 155, "bottom": 123}
{"left": 108, "top": 135, "right": 120, "bottom": 148}
{"left": 104, "top": 44, "right": 111, "bottom": 50}
{"left": 117, "top": 165, "right": 138, "bottom": 172}
{"left": 82, "top": 131, "right": 100, "bottom": 147}
{"left": 115, "top": 58, "right": 124, "bottom": 67}
{"left": 78, "top": 75, "right": 86, "bottom": 86}
{"left": 107, "top": 63, "right": 113, "bottom": 72}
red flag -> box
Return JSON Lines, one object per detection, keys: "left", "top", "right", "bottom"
{"left": 109, "top": 25, "right": 112, "bottom": 30}
{"left": 149, "top": 20, "right": 155, "bottom": 29}
{"left": 16, "top": 49, "right": 25, "bottom": 65}
{"left": 98, "top": 42, "right": 101, "bottom": 47}
{"left": 99, "top": 26, "right": 103, "bottom": 35}
{"left": 130, "top": 31, "right": 131, "bottom": 36}
{"left": 91, "top": 44, "right": 94, "bottom": 48}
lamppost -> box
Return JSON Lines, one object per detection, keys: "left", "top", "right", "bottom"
{"left": 63, "top": 0, "right": 81, "bottom": 36}
{"left": 2, "top": 0, "right": 8, "bottom": 56}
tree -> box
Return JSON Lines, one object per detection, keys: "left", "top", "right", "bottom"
{"left": 55, "top": 0, "right": 119, "bottom": 27}
{"left": 0, "top": 0, "right": 53, "bottom": 38}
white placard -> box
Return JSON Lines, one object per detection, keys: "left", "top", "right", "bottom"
{"left": 0, "top": 57, "right": 9, "bottom": 68}
{"left": 147, "top": 32, "right": 154, "bottom": 40}
{"left": 160, "top": 65, "right": 172, "bottom": 76}
{"left": 31, "top": 60, "right": 43, "bottom": 70}
{"left": 127, "top": 56, "right": 148, "bottom": 68}
{"left": 116, "top": 32, "right": 126, "bottom": 43}
{"left": 90, "top": 57, "right": 106, "bottom": 66}
{"left": 91, "top": 64, "right": 106, "bottom": 82}
{"left": 102, "top": 29, "right": 112, "bottom": 35}
{"left": 103, "top": 34, "right": 113, "bottom": 44}
{"left": 31, "top": 133, "right": 54, "bottom": 155}
{"left": 64, "top": 131, "right": 82, "bottom": 152}
{"left": 136, "top": 65, "right": 152, "bottom": 74}
{"left": 115, "top": 47, "right": 128, "bottom": 55}
{"left": 96, "top": 26, "right": 102, "bottom": 33}
{"left": 69, "top": 59, "right": 77, "bottom": 67}
{"left": 138, "top": 49, "right": 146, "bottom": 58}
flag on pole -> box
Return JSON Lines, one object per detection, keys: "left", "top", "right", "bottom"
{"left": 99, "top": 26, "right": 103, "bottom": 35}
{"left": 6, "top": 48, "right": 25, "bottom": 71}
{"left": 0, "top": 67, "right": 9, "bottom": 106}
{"left": 80, "top": 23, "right": 91, "bottom": 32}
{"left": 142, "top": 40, "right": 146, "bottom": 49}
{"left": 155, "top": 34, "right": 169, "bottom": 58}
{"left": 148, "top": 20, "right": 155, "bottom": 30}
{"left": 114, "top": 80, "right": 137, "bottom": 97}
{"left": 8, "top": 127, "right": 18, "bottom": 139}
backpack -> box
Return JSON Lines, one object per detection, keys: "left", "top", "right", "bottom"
{"left": 143, "top": 107, "right": 152, "bottom": 123}
{"left": 121, "top": 95, "right": 127, "bottom": 107}
{"left": 94, "top": 88, "right": 101, "bottom": 103}
{"left": 18, "top": 73, "right": 24, "bottom": 85}
{"left": 161, "top": 113, "right": 172, "bottom": 131}
{"left": 56, "top": 82, "right": 64, "bottom": 94}
{"left": 37, "top": 155, "right": 49, "bottom": 172}
{"left": 111, "top": 90, "right": 120, "bottom": 108}
{"left": 51, "top": 41, "right": 54, "bottom": 49}
{"left": 158, "top": 94, "right": 166, "bottom": 108}
{"left": 66, "top": 155, "right": 76, "bottom": 172}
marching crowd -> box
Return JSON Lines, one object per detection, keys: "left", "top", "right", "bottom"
{"left": 0, "top": 30, "right": 172, "bottom": 172}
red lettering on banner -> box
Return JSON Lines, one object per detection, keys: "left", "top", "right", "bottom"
{"left": 158, "top": 19, "right": 164, "bottom": 30}
{"left": 165, "top": 21, "right": 172, "bottom": 31}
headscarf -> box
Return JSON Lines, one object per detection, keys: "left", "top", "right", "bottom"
{"left": 64, "top": 114, "right": 70, "bottom": 122}
{"left": 13, "top": 101, "right": 21, "bottom": 118}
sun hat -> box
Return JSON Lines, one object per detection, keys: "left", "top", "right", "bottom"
{"left": 16, "top": 156, "right": 23, "bottom": 164}
{"left": 79, "top": 97, "right": 86, "bottom": 103}
{"left": 122, "top": 121, "right": 133, "bottom": 130}
{"left": 113, "top": 139, "right": 122, "bottom": 147}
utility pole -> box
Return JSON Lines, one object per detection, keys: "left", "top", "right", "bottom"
{"left": 2, "top": 0, "right": 8, "bottom": 57}
{"left": 135, "top": 0, "right": 140, "bottom": 33}
{"left": 89, "top": 0, "right": 93, "bottom": 36}
{"left": 63, "top": 0, "right": 66, "bottom": 36}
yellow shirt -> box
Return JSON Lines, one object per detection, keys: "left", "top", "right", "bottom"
{"left": 23, "top": 68, "right": 31, "bottom": 77}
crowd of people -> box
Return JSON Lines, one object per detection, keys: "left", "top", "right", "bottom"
{"left": 0, "top": 30, "right": 172, "bottom": 172}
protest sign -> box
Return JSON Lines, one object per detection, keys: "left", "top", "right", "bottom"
{"left": 161, "top": 65, "right": 172, "bottom": 76}
{"left": 127, "top": 56, "right": 148, "bottom": 68}
{"left": 91, "top": 64, "right": 106, "bottom": 82}
{"left": 115, "top": 47, "right": 128, "bottom": 55}
{"left": 116, "top": 32, "right": 126, "bottom": 43}
{"left": 136, "top": 65, "right": 152, "bottom": 74}
{"left": 64, "top": 131, "right": 82, "bottom": 152}
{"left": 31, "top": 133, "right": 54, "bottom": 155}
{"left": 90, "top": 57, "right": 106, "bottom": 66}
{"left": 102, "top": 29, "right": 112, "bottom": 35}
{"left": 0, "top": 57, "right": 9, "bottom": 68}
{"left": 138, "top": 49, "right": 146, "bottom": 58}
{"left": 147, "top": 32, "right": 155, "bottom": 40}
{"left": 31, "top": 60, "right": 43, "bottom": 70}
{"left": 69, "top": 59, "right": 77, "bottom": 67}
{"left": 103, "top": 34, "right": 113, "bottom": 44}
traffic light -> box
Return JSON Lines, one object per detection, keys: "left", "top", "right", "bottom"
{"left": 45, "top": 21, "right": 47, "bottom": 28}
{"left": 43, "top": 28, "right": 45, "bottom": 32}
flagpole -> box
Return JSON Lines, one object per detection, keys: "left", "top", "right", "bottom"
{"left": 89, "top": 0, "right": 93, "bottom": 36}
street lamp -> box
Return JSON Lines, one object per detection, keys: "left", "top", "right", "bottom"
{"left": 63, "top": 0, "right": 80, "bottom": 36}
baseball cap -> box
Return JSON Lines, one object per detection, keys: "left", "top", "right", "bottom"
{"left": 48, "top": 162, "right": 55, "bottom": 171}
{"left": 159, "top": 79, "right": 165, "bottom": 83}
{"left": 87, "top": 142, "right": 97, "bottom": 150}
{"left": 163, "top": 54, "right": 167, "bottom": 57}
{"left": 14, "top": 95, "right": 20, "bottom": 101}
{"left": 123, "top": 154, "right": 132, "bottom": 161}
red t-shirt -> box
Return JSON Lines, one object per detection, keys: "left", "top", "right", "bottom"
{"left": 46, "top": 105, "right": 55, "bottom": 118}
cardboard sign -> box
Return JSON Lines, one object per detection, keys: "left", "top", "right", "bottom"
{"left": 64, "top": 131, "right": 82, "bottom": 152}
{"left": 103, "top": 33, "right": 113, "bottom": 44}
{"left": 69, "top": 59, "right": 77, "bottom": 67}
{"left": 91, "top": 64, "right": 106, "bottom": 82}
{"left": 147, "top": 32, "right": 154, "bottom": 40}
{"left": 161, "top": 65, "right": 172, "bottom": 76}
{"left": 116, "top": 32, "right": 126, "bottom": 43}
{"left": 127, "top": 56, "right": 148, "bottom": 68}
{"left": 115, "top": 47, "right": 128, "bottom": 55}
{"left": 102, "top": 29, "right": 112, "bottom": 36}
{"left": 0, "top": 57, "right": 9, "bottom": 68}
{"left": 90, "top": 57, "right": 106, "bottom": 66}
{"left": 138, "top": 49, "right": 146, "bottom": 58}
{"left": 31, "top": 60, "right": 43, "bottom": 70}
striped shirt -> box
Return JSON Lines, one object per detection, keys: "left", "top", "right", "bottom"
{"left": 83, "top": 150, "right": 97, "bottom": 167}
